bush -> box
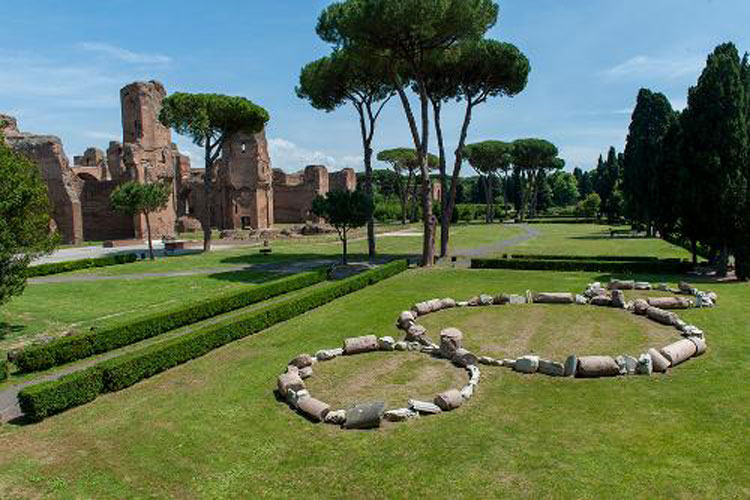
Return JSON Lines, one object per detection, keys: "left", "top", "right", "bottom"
{"left": 504, "top": 254, "right": 662, "bottom": 262}
{"left": 26, "top": 253, "right": 138, "bottom": 278}
{"left": 373, "top": 201, "right": 402, "bottom": 222}
{"left": 470, "top": 258, "right": 693, "bottom": 274}
{"left": 0, "top": 359, "right": 7, "bottom": 381}
{"left": 17, "top": 260, "right": 408, "bottom": 421}
{"left": 14, "top": 270, "right": 328, "bottom": 373}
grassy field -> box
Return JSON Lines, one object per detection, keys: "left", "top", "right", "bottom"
{"left": 499, "top": 223, "right": 693, "bottom": 258}
{"left": 0, "top": 267, "right": 746, "bottom": 498}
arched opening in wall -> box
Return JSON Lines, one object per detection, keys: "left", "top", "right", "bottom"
{"left": 77, "top": 172, "right": 99, "bottom": 182}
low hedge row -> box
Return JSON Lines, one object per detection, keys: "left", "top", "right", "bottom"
{"left": 18, "top": 260, "right": 408, "bottom": 421}
{"left": 14, "top": 269, "right": 328, "bottom": 373}
{"left": 502, "top": 253, "right": 663, "bottom": 262}
{"left": 471, "top": 258, "right": 693, "bottom": 274}
{"left": 26, "top": 253, "right": 138, "bottom": 278}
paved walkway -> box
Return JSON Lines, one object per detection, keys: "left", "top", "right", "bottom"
{"left": 454, "top": 224, "right": 540, "bottom": 257}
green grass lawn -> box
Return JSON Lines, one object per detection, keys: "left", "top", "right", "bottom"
{"left": 501, "top": 223, "right": 693, "bottom": 258}
{"left": 0, "top": 267, "right": 746, "bottom": 498}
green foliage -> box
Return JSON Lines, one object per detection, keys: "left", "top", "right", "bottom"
{"left": 471, "top": 257, "right": 692, "bottom": 274}
{"left": 0, "top": 132, "right": 57, "bottom": 306}
{"left": 549, "top": 171, "right": 580, "bottom": 207}
{"left": 312, "top": 190, "right": 374, "bottom": 263}
{"left": 0, "top": 359, "right": 7, "bottom": 381}
{"left": 377, "top": 148, "right": 439, "bottom": 172}
{"left": 511, "top": 138, "right": 563, "bottom": 220}
{"left": 623, "top": 89, "right": 676, "bottom": 231}
{"left": 503, "top": 253, "right": 662, "bottom": 262}
{"left": 159, "top": 93, "right": 269, "bottom": 150}
{"left": 13, "top": 270, "right": 328, "bottom": 373}
{"left": 463, "top": 141, "right": 513, "bottom": 175}
{"left": 17, "top": 261, "right": 408, "bottom": 421}
{"left": 25, "top": 253, "right": 138, "bottom": 278}
{"left": 576, "top": 193, "right": 601, "bottom": 219}
{"left": 373, "top": 200, "right": 402, "bottom": 222}
{"left": 110, "top": 181, "right": 171, "bottom": 217}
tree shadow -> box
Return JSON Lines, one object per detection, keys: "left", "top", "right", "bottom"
{"left": 0, "top": 322, "right": 26, "bottom": 341}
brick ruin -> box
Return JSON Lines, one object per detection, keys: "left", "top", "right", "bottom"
{"left": 1, "top": 80, "right": 356, "bottom": 244}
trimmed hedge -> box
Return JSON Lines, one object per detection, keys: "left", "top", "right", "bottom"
{"left": 26, "top": 253, "right": 138, "bottom": 278}
{"left": 18, "top": 260, "right": 408, "bottom": 421}
{"left": 471, "top": 258, "right": 693, "bottom": 274}
{"left": 14, "top": 269, "right": 328, "bottom": 373}
{"left": 503, "top": 253, "right": 663, "bottom": 262}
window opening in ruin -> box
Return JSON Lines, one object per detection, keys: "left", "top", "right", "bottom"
{"left": 241, "top": 216, "right": 252, "bottom": 229}
{"left": 241, "top": 142, "right": 246, "bottom": 153}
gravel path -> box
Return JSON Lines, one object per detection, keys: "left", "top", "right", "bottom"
{"left": 455, "top": 224, "right": 540, "bottom": 257}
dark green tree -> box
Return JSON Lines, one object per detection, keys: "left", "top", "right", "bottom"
{"left": 0, "top": 131, "right": 57, "bottom": 306}
{"left": 511, "top": 138, "right": 563, "bottom": 220}
{"left": 311, "top": 190, "right": 373, "bottom": 264}
{"left": 576, "top": 193, "right": 601, "bottom": 219}
{"left": 623, "top": 88, "right": 676, "bottom": 234}
{"left": 317, "top": 0, "right": 499, "bottom": 266}
{"left": 463, "top": 140, "right": 514, "bottom": 222}
{"left": 550, "top": 171, "right": 580, "bottom": 207}
{"left": 159, "top": 93, "right": 269, "bottom": 252}
{"left": 296, "top": 48, "right": 395, "bottom": 260}
{"left": 681, "top": 42, "right": 748, "bottom": 276}
{"left": 110, "top": 181, "right": 171, "bottom": 260}
{"left": 377, "top": 148, "right": 438, "bottom": 224}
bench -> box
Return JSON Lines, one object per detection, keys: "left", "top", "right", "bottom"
{"left": 164, "top": 240, "right": 187, "bottom": 255}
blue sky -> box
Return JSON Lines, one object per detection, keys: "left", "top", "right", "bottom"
{"left": 1, "top": 0, "right": 748, "bottom": 174}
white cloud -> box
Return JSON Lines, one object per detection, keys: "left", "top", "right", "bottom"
{"left": 77, "top": 42, "right": 172, "bottom": 65}
{"left": 602, "top": 55, "right": 702, "bottom": 81}
{"left": 268, "top": 137, "right": 337, "bottom": 172}
{"left": 83, "top": 130, "right": 119, "bottom": 141}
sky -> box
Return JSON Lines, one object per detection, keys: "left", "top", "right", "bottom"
{"left": 1, "top": 0, "right": 749, "bottom": 175}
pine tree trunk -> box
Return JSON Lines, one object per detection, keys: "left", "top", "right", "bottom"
{"left": 145, "top": 211, "right": 154, "bottom": 260}
{"left": 342, "top": 229, "right": 348, "bottom": 265}
{"left": 691, "top": 238, "right": 698, "bottom": 266}
{"left": 203, "top": 140, "right": 213, "bottom": 253}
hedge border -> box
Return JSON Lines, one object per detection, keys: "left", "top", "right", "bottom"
{"left": 25, "top": 253, "right": 138, "bottom": 278}
{"left": 471, "top": 258, "right": 693, "bottom": 274}
{"left": 503, "top": 253, "right": 665, "bottom": 263}
{"left": 18, "top": 260, "right": 408, "bottom": 421}
{"left": 14, "top": 269, "right": 328, "bottom": 373}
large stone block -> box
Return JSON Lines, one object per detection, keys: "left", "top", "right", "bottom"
{"left": 646, "top": 307, "right": 677, "bottom": 326}
{"left": 647, "top": 297, "right": 691, "bottom": 310}
{"left": 397, "top": 311, "right": 416, "bottom": 330}
{"left": 297, "top": 397, "right": 330, "bottom": 422}
{"left": 590, "top": 295, "right": 613, "bottom": 307}
{"left": 608, "top": 279, "right": 635, "bottom": 290}
{"left": 563, "top": 355, "right": 578, "bottom": 377}
{"left": 452, "top": 348, "right": 479, "bottom": 368}
{"left": 538, "top": 359, "right": 565, "bottom": 377}
{"left": 648, "top": 348, "right": 670, "bottom": 373}
{"left": 277, "top": 372, "right": 305, "bottom": 397}
{"left": 514, "top": 355, "right": 540, "bottom": 374}
{"left": 660, "top": 339, "right": 697, "bottom": 367}
{"left": 533, "top": 292, "right": 574, "bottom": 304}
{"left": 633, "top": 299, "right": 649, "bottom": 315}
{"left": 343, "top": 335, "right": 379, "bottom": 355}
{"left": 344, "top": 401, "right": 385, "bottom": 429}
{"left": 439, "top": 328, "right": 463, "bottom": 357}
{"left": 576, "top": 356, "right": 620, "bottom": 378}
{"left": 689, "top": 337, "right": 707, "bottom": 356}
{"left": 434, "top": 389, "right": 464, "bottom": 411}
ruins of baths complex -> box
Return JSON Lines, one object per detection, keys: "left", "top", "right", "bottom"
{"left": 0, "top": 81, "right": 356, "bottom": 244}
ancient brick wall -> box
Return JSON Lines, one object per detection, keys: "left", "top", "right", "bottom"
{"left": 329, "top": 168, "right": 357, "bottom": 192}
{"left": 80, "top": 180, "right": 135, "bottom": 241}
{"left": 272, "top": 165, "right": 329, "bottom": 223}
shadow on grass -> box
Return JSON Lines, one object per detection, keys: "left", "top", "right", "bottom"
{"left": 569, "top": 235, "right": 653, "bottom": 241}
{"left": 208, "top": 269, "right": 291, "bottom": 284}
{"left": 0, "top": 323, "right": 26, "bottom": 341}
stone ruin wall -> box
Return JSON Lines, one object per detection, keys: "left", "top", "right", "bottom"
{"left": 272, "top": 166, "right": 357, "bottom": 224}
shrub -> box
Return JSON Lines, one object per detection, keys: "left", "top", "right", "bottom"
{"left": 14, "top": 270, "right": 328, "bottom": 373}
{"left": 25, "top": 253, "right": 138, "bottom": 278}
{"left": 470, "top": 258, "right": 693, "bottom": 274}
{"left": 504, "top": 254, "right": 662, "bottom": 262}
{"left": 17, "top": 261, "right": 408, "bottom": 421}
{"left": 373, "top": 201, "right": 402, "bottom": 222}
{"left": 0, "top": 359, "right": 8, "bottom": 381}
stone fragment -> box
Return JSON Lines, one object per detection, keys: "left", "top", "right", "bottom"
{"left": 624, "top": 301, "right": 635, "bottom": 312}
{"left": 655, "top": 283, "right": 669, "bottom": 291}
{"left": 526, "top": 290, "right": 533, "bottom": 303}
{"left": 384, "top": 408, "right": 419, "bottom": 422}
{"left": 426, "top": 298, "right": 442, "bottom": 312}
{"left": 378, "top": 336, "right": 396, "bottom": 351}
{"left": 315, "top": 348, "right": 343, "bottom": 361}
{"left": 479, "top": 356, "right": 502, "bottom": 366}
{"left": 647, "top": 297, "right": 690, "bottom": 310}
{"left": 660, "top": 339, "right": 697, "bottom": 367}
{"left": 452, "top": 348, "right": 479, "bottom": 368}
{"left": 688, "top": 337, "right": 707, "bottom": 356}
{"left": 502, "top": 358, "right": 516, "bottom": 369}
{"left": 277, "top": 372, "right": 305, "bottom": 397}
{"left": 646, "top": 307, "right": 677, "bottom": 326}
{"left": 707, "top": 291, "right": 718, "bottom": 303}
{"left": 412, "top": 302, "right": 431, "bottom": 316}
{"left": 563, "top": 355, "right": 578, "bottom": 377}
{"left": 493, "top": 294, "right": 510, "bottom": 305}
{"left": 408, "top": 399, "right": 443, "bottom": 415}
{"left": 514, "top": 355, "right": 540, "bottom": 374}
{"left": 290, "top": 353, "right": 314, "bottom": 368}
{"left": 297, "top": 397, "right": 330, "bottom": 422}
{"left": 440, "top": 298, "right": 457, "bottom": 309}
{"left": 681, "top": 325, "right": 705, "bottom": 339}
{"left": 695, "top": 291, "right": 714, "bottom": 308}
{"left": 633, "top": 299, "right": 649, "bottom": 315}
{"left": 434, "top": 389, "right": 464, "bottom": 411}
{"left": 343, "top": 335, "right": 379, "bottom": 355}
{"left": 589, "top": 295, "right": 613, "bottom": 307}
{"left": 608, "top": 279, "right": 635, "bottom": 290}
{"left": 457, "top": 301, "right": 469, "bottom": 307}
{"left": 324, "top": 409, "right": 346, "bottom": 425}
{"left": 538, "top": 359, "right": 565, "bottom": 377}
{"left": 286, "top": 365, "right": 299, "bottom": 375}
{"left": 344, "top": 401, "right": 385, "bottom": 429}
{"left": 460, "top": 384, "right": 474, "bottom": 400}
{"left": 286, "top": 389, "right": 310, "bottom": 408}
{"left": 397, "top": 311, "right": 416, "bottom": 330}
{"left": 407, "top": 341, "right": 422, "bottom": 351}
{"left": 420, "top": 344, "right": 439, "bottom": 355}
{"left": 635, "top": 353, "right": 653, "bottom": 375}
{"left": 467, "top": 365, "right": 481, "bottom": 385}
{"left": 622, "top": 355, "right": 638, "bottom": 375}
{"left": 584, "top": 282, "right": 606, "bottom": 298}
{"left": 648, "top": 348, "right": 670, "bottom": 373}
{"left": 634, "top": 282, "right": 652, "bottom": 290}
{"left": 678, "top": 281, "right": 693, "bottom": 294}
{"left": 439, "top": 328, "right": 463, "bottom": 357}
{"left": 508, "top": 294, "right": 526, "bottom": 305}
{"left": 479, "top": 294, "right": 494, "bottom": 306}
{"left": 298, "top": 366, "right": 313, "bottom": 379}
{"left": 576, "top": 356, "right": 620, "bottom": 378}
{"left": 394, "top": 341, "right": 408, "bottom": 351}
{"left": 533, "top": 292, "right": 574, "bottom": 304}
{"left": 406, "top": 324, "right": 427, "bottom": 342}
{"left": 674, "top": 319, "right": 688, "bottom": 331}
{"left": 611, "top": 290, "right": 626, "bottom": 309}
{"left": 468, "top": 296, "right": 481, "bottom": 306}
{"left": 575, "top": 294, "right": 589, "bottom": 305}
